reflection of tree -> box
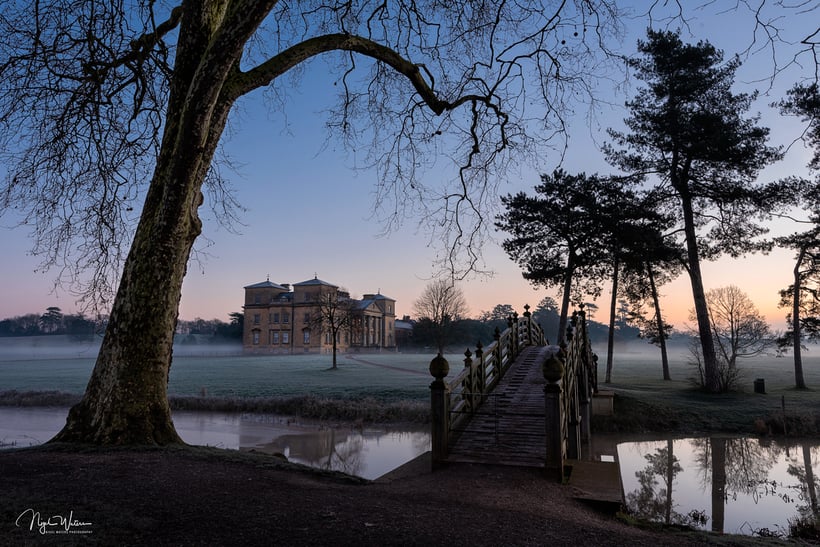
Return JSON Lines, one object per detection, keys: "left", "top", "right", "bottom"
{"left": 626, "top": 440, "right": 699, "bottom": 526}
{"left": 786, "top": 444, "right": 820, "bottom": 525}
{"left": 692, "top": 436, "right": 781, "bottom": 533}
{"left": 264, "top": 429, "right": 365, "bottom": 477}
{"left": 327, "top": 429, "right": 365, "bottom": 476}
{"left": 711, "top": 437, "right": 727, "bottom": 533}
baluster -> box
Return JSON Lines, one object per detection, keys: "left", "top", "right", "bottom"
{"left": 493, "top": 327, "right": 502, "bottom": 381}
{"left": 475, "top": 341, "right": 485, "bottom": 398}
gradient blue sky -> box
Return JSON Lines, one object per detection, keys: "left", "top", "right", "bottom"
{"left": 0, "top": 4, "right": 816, "bottom": 332}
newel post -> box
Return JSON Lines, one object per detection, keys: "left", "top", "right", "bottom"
{"left": 429, "top": 353, "right": 450, "bottom": 469}
{"left": 463, "top": 348, "right": 477, "bottom": 411}
{"left": 523, "top": 304, "right": 532, "bottom": 346}
{"left": 543, "top": 346, "right": 565, "bottom": 482}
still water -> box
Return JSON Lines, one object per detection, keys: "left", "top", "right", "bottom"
{"left": 617, "top": 436, "right": 820, "bottom": 537}
{"left": 0, "top": 407, "right": 430, "bottom": 480}
{"left": 4, "top": 408, "right": 818, "bottom": 536}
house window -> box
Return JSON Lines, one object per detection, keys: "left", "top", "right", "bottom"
{"left": 252, "top": 330, "right": 260, "bottom": 345}
{"left": 271, "top": 331, "right": 279, "bottom": 345}
{"left": 268, "top": 313, "right": 274, "bottom": 324}
{"left": 253, "top": 314, "right": 260, "bottom": 325}
{"left": 283, "top": 313, "right": 289, "bottom": 324}
{"left": 282, "top": 332, "right": 289, "bottom": 344}
{"left": 304, "top": 313, "right": 310, "bottom": 323}
{"left": 254, "top": 294, "right": 261, "bottom": 304}
{"left": 303, "top": 330, "right": 310, "bottom": 344}
{"left": 273, "top": 312, "right": 280, "bottom": 323}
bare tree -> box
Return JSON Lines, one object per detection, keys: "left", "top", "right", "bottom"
{"left": 412, "top": 279, "right": 468, "bottom": 354}
{"left": 309, "top": 290, "right": 356, "bottom": 369}
{"left": 0, "top": 2, "right": 815, "bottom": 444}
{"left": 695, "top": 286, "right": 776, "bottom": 370}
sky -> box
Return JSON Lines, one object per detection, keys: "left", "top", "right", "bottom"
{"left": 0, "top": 3, "right": 817, "bottom": 333}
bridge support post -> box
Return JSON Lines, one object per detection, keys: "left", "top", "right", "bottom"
{"left": 543, "top": 351, "right": 565, "bottom": 482}
{"left": 429, "top": 354, "right": 450, "bottom": 469}
{"left": 544, "top": 381, "right": 563, "bottom": 482}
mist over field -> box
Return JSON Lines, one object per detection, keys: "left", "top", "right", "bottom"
{"left": 0, "top": 334, "right": 242, "bottom": 362}
{"left": 1, "top": 335, "right": 817, "bottom": 400}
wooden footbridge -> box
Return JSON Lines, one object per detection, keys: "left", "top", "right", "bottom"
{"left": 428, "top": 306, "right": 622, "bottom": 506}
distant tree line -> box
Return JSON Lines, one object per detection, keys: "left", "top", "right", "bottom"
{"left": 176, "top": 312, "right": 244, "bottom": 342}
{"left": 0, "top": 307, "right": 102, "bottom": 340}
{"left": 0, "top": 308, "right": 244, "bottom": 342}
{"left": 405, "top": 293, "right": 648, "bottom": 353}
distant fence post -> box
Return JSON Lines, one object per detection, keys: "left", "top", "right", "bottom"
{"left": 429, "top": 353, "right": 450, "bottom": 469}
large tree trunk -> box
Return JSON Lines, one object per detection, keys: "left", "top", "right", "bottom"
{"left": 557, "top": 253, "right": 575, "bottom": 344}
{"left": 792, "top": 247, "right": 807, "bottom": 389}
{"left": 647, "top": 265, "right": 671, "bottom": 380}
{"left": 52, "top": 173, "right": 199, "bottom": 444}
{"left": 52, "top": 3, "right": 241, "bottom": 444}
{"left": 605, "top": 256, "right": 618, "bottom": 383}
{"left": 680, "top": 194, "right": 719, "bottom": 392}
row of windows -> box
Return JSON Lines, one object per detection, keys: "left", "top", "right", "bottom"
{"left": 252, "top": 312, "right": 292, "bottom": 325}
{"left": 252, "top": 329, "right": 394, "bottom": 347}
{"left": 251, "top": 330, "right": 291, "bottom": 345}
{"left": 249, "top": 330, "right": 311, "bottom": 345}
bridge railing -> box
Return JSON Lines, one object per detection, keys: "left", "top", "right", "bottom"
{"left": 429, "top": 306, "right": 545, "bottom": 466}
{"left": 544, "top": 306, "right": 597, "bottom": 480}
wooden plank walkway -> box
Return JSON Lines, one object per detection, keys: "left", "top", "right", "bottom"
{"left": 444, "top": 344, "right": 626, "bottom": 511}
{"left": 446, "top": 345, "right": 550, "bottom": 467}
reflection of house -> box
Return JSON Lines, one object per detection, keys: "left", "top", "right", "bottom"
{"left": 242, "top": 276, "right": 396, "bottom": 354}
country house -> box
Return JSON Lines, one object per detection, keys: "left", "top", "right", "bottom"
{"left": 242, "top": 276, "right": 396, "bottom": 354}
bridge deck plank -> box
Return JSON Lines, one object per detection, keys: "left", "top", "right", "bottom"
{"left": 446, "top": 345, "right": 550, "bottom": 467}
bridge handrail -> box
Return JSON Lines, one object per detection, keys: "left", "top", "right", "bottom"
{"left": 552, "top": 306, "right": 597, "bottom": 473}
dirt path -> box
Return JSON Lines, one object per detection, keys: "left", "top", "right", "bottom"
{"left": 1, "top": 445, "right": 736, "bottom": 546}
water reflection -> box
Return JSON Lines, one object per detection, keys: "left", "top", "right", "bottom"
{"left": 618, "top": 437, "right": 820, "bottom": 537}
{"left": 0, "top": 407, "right": 430, "bottom": 481}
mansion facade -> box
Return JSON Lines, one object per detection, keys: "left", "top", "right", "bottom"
{"left": 242, "top": 276, "right": 396, "bottom": 354}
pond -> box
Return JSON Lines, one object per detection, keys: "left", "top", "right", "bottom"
{"left": 0, "top": 407, "right": 430, "bottom": 480}
{"left": 617, "top": 436, "right": 820, "bottom": 538}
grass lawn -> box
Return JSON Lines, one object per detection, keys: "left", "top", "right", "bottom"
{"left": 1, "top": 336, "right": 818, "bottom": 434}
{"left": 598, "top": 343, "right": 820, "bottom": 436}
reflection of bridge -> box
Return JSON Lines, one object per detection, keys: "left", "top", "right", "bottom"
{"left": 428, "top": 306, "right": 622, "bottom": 506}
